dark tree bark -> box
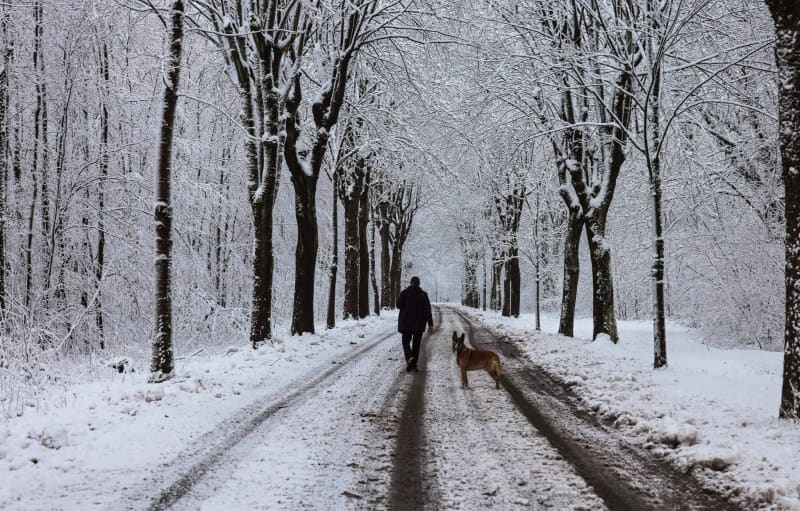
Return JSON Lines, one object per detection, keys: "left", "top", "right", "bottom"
{"left": 48, "top": 46, "right": 71, "bottom": 315}
{"left": 765, "top": 0, "right": 800, "bottom": 419}
{"left": 339, "top": 153, "right": 363, "bottom": 320}
{"left": 214, "top": 147, "right": 230, "bottom": 308}
{"left": 358, "top": 165, "right": 370, "bottom": 318}
{"left": 286, "top": 169, "right": 319, "bottom": 335}
{"left": 645, "top": 0, "right": 667, "bottom": 368}
{"left": 507, "top": 247, "right": 521, "bottom": 317}
{"left": 496, "top": 184, "right": 523, "bottom": 318}
{"left": 214, "top": 4, "right": 290, "bottom": 348}
{"left": 532, "top": 191, "right": 542, "bottom": 331}
{"left": 558, "top": 212, "right": 582, "bottom": 336}
{"left": 379, "top": 221, "right": 391, "bottom": 309}
{"left": 373, "top": 178, "right": 417, "bottom": 309}
{"left": 585, "top": 213, "right": 618, "bottom": 341}
{"left": 149, "top": 0, "right": 184, "bottom": 383}
{"left": 283, "top": 41, "right": 355, "bottom": 334}
{"left": 35, "top": 0, "right": 50, "bottom": 288}
{"left": 369, "top": 214, "right": 380, "bottom": 315}
{"left": 459, "top": 222, "right": 480, "bottom": 308}
{"left": 482, "top": 254, "right": 487, "bottom": 311}
{"left": 490, "top": 251, "right": 502, "bottom": 311}
{"left": 374, "top": 184, "right": 393, "bottom": 309}
{"left": 502, "top": 258, "right": 511, "bottom": 317}
{"left": 26, "top": 0, "right": 46, "bottom": 310}
{"left": 326, "top": 170, "right": 338, "bottom": 329}
{"left": 0, "top": 23, "right": 8, "bottom": 313}
{"left": 390, "top": 242, "right": 402, "bottom": 305}
{"left": 95, "top": 40, "right": 108, "bottom": 348}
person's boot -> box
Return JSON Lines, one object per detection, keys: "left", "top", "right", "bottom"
{"left": 406, "top": 357, "right": 415, "bottom": 372}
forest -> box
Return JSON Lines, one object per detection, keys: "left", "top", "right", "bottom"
{"left": 0, "top": 0, "right": 799, "bottom": 422}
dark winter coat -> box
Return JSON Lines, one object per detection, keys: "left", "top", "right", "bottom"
{"left": 397, "top": 285, "right": 434, "bottom": 333}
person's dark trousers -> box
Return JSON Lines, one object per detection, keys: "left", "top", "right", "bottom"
{"left": 401, "top": 331, "right": 424, "bottom": 364}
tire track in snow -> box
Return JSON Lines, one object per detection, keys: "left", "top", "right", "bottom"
{"left": 387, "top": 307, "right": 442, "bottom": 511}
{"left": 143, "top": 326, "right": 397, "bottom": 511}
{"left": 453, "top": 307, "right": 743, "bottom": 511}
{"left": 426, "top": 307, "right": 604, "bottom": 510}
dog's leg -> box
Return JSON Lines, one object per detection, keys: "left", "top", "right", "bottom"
{"left": 460, "top": 367, "right": 468, "bottom": 389}
{"left": 485, "top": 367, "right": 499, "bottom": 389}
{"left": 491, "top": 359, "right": 502, "bottom": 389}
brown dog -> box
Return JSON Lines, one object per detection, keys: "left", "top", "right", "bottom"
{"left": 451, "top": 331, "right": 503, "bottom": 389}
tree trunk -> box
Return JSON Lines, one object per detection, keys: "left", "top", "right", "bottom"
{"left": 508, "top": 246, "right": 521, "bottom": 317}
{"left": 502, "top": 258, "right": 511, "bottom": 317}
{"left": 651, "top": 169, "right": 667, "bottom": 367}
{"left": 558, "top": 212, "right": 582, "bottom": 337}
{"left": 491, "top": 253, "right": 503, "bottom": 312}
{"left": 379, "top": 223, "right": 392, "bottom": 309}
{"left": 766, "top": 0, "right": 800, "bottom": 419}
{"left": 482, "top": 254, "right": 487, "bottom": 311}
{"left": 369, "top": 217, "right": 379, "bottom": 316}
{"left": 461, "top": 254, "right": 479, "bottom": 307}
{"left": 342, "top": 189, "right": 359, "bottom": 319}
{"left": 251, "top": 200, "right": 274, "bottom": 344}
{"left": 390, "top": 244, "right": 402, "bottom": 307}
{"left": 35, "top": 1, "right": 50, "bottom": 288}
{"left": 358, "top": 168, "right": 370, "bottom": 318}
{"left": 26, "top": 0, "right": 45, "bottom": 310}
{"left": 326, "top": 171, "right": 338, "bottom": 329}
{"left": 585, "top": 213, "right": 619, "bottom": 342}
{"left": 290, "top": 172, "right": 318, "bottom": 335}
{"left": 645, "top": 5, "right": 667, "bottom": 368}
{"left": 535, "top": 256, "right": 541, "bottom": 331}
{"left": 0, "top": 35, "right": 7, "bottom": 313}
{"left": 95, "top": 40, "right": 108, "bottom": 349}
{"left": 149, "top": 0, "right": 185, "bottom": 383}
{"left": 534, "top": 196, "right": 541, "bottom": 331}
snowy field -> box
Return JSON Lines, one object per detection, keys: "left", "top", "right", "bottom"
{"left": 0, "top": 315, "right": 396, "bottom": 510}
{"left": 461, "top": 307, "right": 800, "bottom": 510}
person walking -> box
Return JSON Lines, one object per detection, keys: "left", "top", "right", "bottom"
{"left": 397, "top": 276, "right": 434, "bottom": 372}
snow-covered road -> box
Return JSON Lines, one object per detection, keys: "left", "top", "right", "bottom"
{"left": 148, "top": 306, "right": 606, "bottom": 510}
{"left": 2, "top": 307, "right": 743, "bottom": 510}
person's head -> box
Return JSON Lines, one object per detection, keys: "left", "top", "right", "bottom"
{"left": 410, "top": 276, "right": 420, "bottom": 287}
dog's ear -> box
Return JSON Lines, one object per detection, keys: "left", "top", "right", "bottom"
{"left": 452, "top": 331, "right": 458, "bottom": 341}
{"left": 459, "top": 333, "right": 466, "bottom": 342}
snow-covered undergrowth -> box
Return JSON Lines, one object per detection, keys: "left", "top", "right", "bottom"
{"left": 0, "top": 314, "right": 394, "bottom": 509}
{"left": 461, "top": 307, "right": 800, "bottom": 511}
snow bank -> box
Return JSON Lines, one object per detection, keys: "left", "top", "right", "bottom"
{"left": 462, "top": 308, "right": 800, "bottom": 510}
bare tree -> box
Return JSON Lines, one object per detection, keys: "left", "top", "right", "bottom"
{"left": 282, "top": 0, "right": 383, "bottom": 334}
{"left": 326, "top": 167, "right": 338, "bottom": 329}
{"left": 95, "top": 38, "right": 109, "bottom": 348}
{"left": 196, "top": 0, "right": 304, "bottom": 347}
{"left": 337, "top": 122, "right": 364, "bottom": 321}
{"left": 358, "top": 161, "right": 371, "bottom": 318}
{"left": 0, "top": 14, "right": 8, "bottom": 313}
{"left": 149, "top": 0, "right": 185, "bottom": 383}
{"left": 458, "top": 221, "right": 480, "bottom": 308}
{"left": 764, "top": 0, "right": 800, "bottom": 419}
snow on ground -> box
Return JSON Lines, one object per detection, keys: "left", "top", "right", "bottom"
{"left": 460, "top": 307, "right": 800, "bottom": 510}
{"left": 0, "top": 315, "right": 395, "bottom": 510}
{"left": 422, "top": 310, "right": 606, "bottom": 510}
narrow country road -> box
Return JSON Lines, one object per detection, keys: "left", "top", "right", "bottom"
{"left": 137, "top": 306, "right": 741, "bottom": 511}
